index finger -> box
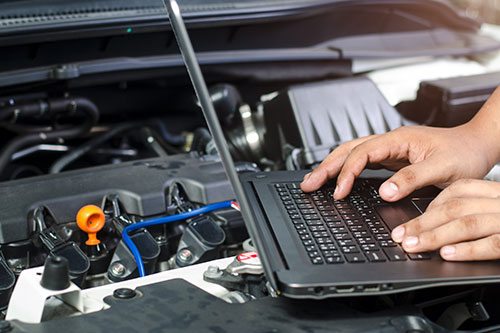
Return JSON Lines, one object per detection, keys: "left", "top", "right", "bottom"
{"left": 300, "top": 135, "right": 378, "bottom": 192}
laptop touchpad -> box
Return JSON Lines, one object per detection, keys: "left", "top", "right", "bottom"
{"left": 375, "top": 202, "right": 422, "bottom": 231}
{"left": 411, "top": 198, "right": 433, "bottom": 214}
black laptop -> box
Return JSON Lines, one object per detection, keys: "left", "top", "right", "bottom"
{"left": 164, "top": 0, "right": 500, "bottom": 299}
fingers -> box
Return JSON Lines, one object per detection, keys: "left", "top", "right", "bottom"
{"left": 333, "top": 134, "right": 409, "bottom": 199}
{"left": 400, "top": 213, "right": 500, "bottom": 253}
{"left": 440, "top": 234, "right": 500, "bottom": 261}
{"left": 428, "top": 179, "right": 500, "bottom": 209}
{"left": 377, "top": 158, "right": 452, "bottom": 202}
{"left": 389, "top": 193, "right": 500, "bottom": 261}
{"left": 392, "top": 197, "right": 500, "bottom": 241}
{"left": 300, "top": 136, "right": 376, "bottom": 192}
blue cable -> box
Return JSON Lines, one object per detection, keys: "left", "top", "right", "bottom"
{"left": 122, "top": 200, "right": 234, "bottom": 277}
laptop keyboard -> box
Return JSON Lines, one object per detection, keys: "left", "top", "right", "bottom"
{"left": 274, "top": 180, "right": 431, "bottom": 265}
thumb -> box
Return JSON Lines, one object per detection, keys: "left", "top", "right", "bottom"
{"left": 379, "top": 159, "right": 446, "bottom": 202}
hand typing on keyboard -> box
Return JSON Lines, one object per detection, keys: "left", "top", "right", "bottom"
{"left": 300, "top": 86, "right": 500, "bottom": 261}
{"left": 299, "top": 125, "right": 493, "bottom": 202}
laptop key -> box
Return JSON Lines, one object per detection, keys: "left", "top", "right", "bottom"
{"left": 341, "top": 245, "right": 360, "bottom": 254}
{"left": 303, "top": 214, "right": 320, "bottom": 220}
{"left": 379, "top": 240, "right": 397, "bottom": 247}
{"left": 344, "top": 253, "right": 365, "bottom": 263}
{"left": 313, "top": 199, "right": 329, "bottom": 205}
{"left": 317, "top": 204, "right": 335, "bottom": 211}
{"left": 311, "top": 256, "right": 324, "bottom": 265}
{"left": 365, "top": 251, "right": 386, "bottom": 262}
{"left": 375, "top": 233, "right": 392, "bottom": 241}
{"left": 305, "top": 245, "right": 317, "bottom": 252}
{"left": 309, "top": 225, "right": 326, "bottom": 232}
{"left": 348, "top": 225, "right": 367, "bottom": 232}
{"left": 295, "top": 199, "right": 310, "bottom": 204}
{"left": 319, "top": 244, "right": 336, "bottom": 251}
{"left": 300, "top": 234, "right": 311, "bottom": 240}
{"left": 333, "top": 233, "right": 352, "bottom": 241}
{"left": 408, "top": 253, "right": 431, "bottom": 260}
{"left": 353, "top": 231, "right": 369, "bottom": 238}
{"left": 383, "top": 247, "right": 407, "bottom": 261}
{"left": 361, "top": 243, "right": 380, "bottom": 252}
{"left": 306, "top": 220, "right": 323, "bottom": 226}
{"left": 316, "top": 237, "right": 334, "bottom": 244}
{"left": 308, "top": 251, "right": 321, "bottom": 257}
{"left": 324, "top": 216, "right": 342, "bottom": 222}
{"left": 321, "top": 211, "right": 339, "bottom": 217}
{"left": 327, "top": 221, "right": 343, "bottom": 228}
{"left": 293, "top": 223, "right": 306, "bottom": 229}
{"left": 297, "top": 203, "right": 314, "bottom": 209}
{"left": 357, "top": 237, "right": 375, "bottom": 245}
{"left": 322, "top": 250, "right": 340, "bottom": 256}
{"left": 326, "top": 256, "right": 344, "bottom": 264}
{"left": 329, "top": 226, "right": 347, "bottom": 234}
{"left": 345, "top": 219, "right": 361, "bottom": 226}
{"left": 312, "top": 231, "right": 329, "bottom": 238}
{"left": 371, "top": 227, "right": 389, "bottom": 234}
{"left": 338, "top": 239, "right": 355, "bottom": 247}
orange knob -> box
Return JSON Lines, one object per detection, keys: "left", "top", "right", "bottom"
{"left": 76, "top": 205, "right": 105, "bottom": 246}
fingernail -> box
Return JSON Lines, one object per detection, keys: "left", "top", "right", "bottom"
{"left": 379, "top": 181, "right": 398, "bottom": 200}
{"left": 301, "top": 172, "right": 312, "bottom": 185}
{"left": 391, "top": 226, "right": 405, "bottom": 242}
{"left": 441, "top": 245, "right": 456, "bottom": 258}
{"left": 333, "top": 185, "right": 339, "bottom": 198}
{"left": 403, "top": 236, "right": 418, "bottom": 248}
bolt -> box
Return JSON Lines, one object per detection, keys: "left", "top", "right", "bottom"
{"left": 155, "top": 235, "right": 167, "bottom": 245}
{"left": 110, "top": 262, "right": 126, "bottom": 277}
{"left": 204, "top": 265, "right": 223, "bottom": 279}
{"left": 178, "top": 248, "right": 193, "bottom": 262}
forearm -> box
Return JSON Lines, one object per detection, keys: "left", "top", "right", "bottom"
{"left": 464, "top": 85, "right": 500, "bottom": 168}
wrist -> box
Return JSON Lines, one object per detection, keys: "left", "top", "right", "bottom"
{"left": 460, "top": 120, "right": 500, "bottom": 170}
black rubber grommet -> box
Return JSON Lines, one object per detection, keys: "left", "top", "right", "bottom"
{"left": 113, "top": 288, "right": 136, "bottom": 299}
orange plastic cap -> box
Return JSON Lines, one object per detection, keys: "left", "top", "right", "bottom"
{"left": 76, "top": 205, "right": 105, "bottom": 246}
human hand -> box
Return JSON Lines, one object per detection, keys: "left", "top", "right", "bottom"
{"left": 300, "top": 125, "right": 496, "bottom": 202}
{"left": 391, "top": 179, "right": 500, "bottom": 261}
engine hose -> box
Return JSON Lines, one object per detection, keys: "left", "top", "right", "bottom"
{"left": 151, "top": 118, "right": 186, "bottom": 146}
{"left": 0, "top": 97, "right": 99, "bottom": 176}
{"left": 0, "top": 99, "right": 50, "bottom": 122}
{"left": 49, "top": 122, "right": 140, "bottom": 174}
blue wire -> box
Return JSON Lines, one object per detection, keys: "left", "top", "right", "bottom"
{"left": 122, "top": 200, "right": 233, "bottom": 277}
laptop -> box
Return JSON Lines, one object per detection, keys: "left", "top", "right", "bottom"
{"left": 163, "top": 0, "right": 500, "bottom": 299}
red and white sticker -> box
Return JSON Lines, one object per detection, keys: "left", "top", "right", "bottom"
{"left": 237, "top": 251, "right": 260, "bottom": 265}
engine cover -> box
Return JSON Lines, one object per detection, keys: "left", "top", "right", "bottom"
{"left": 0, "top": 154, "right": 234, "bottom": 244}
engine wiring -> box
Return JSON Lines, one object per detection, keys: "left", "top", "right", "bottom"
{"left": 122, "top": 200, "right": 240, "bottom": 277}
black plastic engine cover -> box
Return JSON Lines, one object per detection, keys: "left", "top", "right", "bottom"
{"left": 0, "top": 154, "right": 235, "bottom": 244}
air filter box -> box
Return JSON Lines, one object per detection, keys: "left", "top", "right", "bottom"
{"left": 262, "top": 77, "right": 410, "bottom": 167}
